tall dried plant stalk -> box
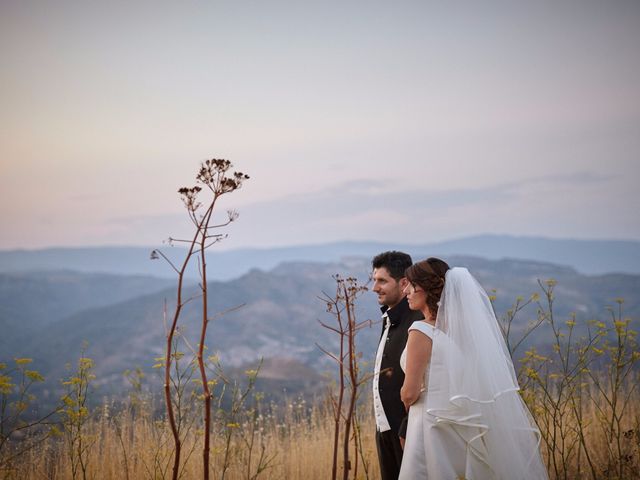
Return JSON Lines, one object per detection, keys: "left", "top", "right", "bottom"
{"left": 152, "top": 158, "right": 249, "bottom": 480}
{"left": 503, "top": 280, "right": 640, "bottom": 479}
{"left": 317, "top": 275, "right": 372, "bottom": 480}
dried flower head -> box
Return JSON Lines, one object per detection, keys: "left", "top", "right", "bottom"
{"left": 195, "top": 158, "right": 250, "bottom": 194}
{"left": 227, "top": 210, "right": 240, "bottom": 222}
{"left": 178, "top": 186, "right": 202, "bottom": 212}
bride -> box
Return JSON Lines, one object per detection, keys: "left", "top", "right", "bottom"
{"left": 398, "top": 258, "right": 548, "bottom": 479}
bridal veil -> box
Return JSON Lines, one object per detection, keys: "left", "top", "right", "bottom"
{"left": 425, "top": 267, "right": 548, "bottom": 479}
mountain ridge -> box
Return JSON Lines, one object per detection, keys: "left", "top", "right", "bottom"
{"left": 4, "top": 256, "right": 638, "bottom": 406}
{"left": 1, "top": 235, "right": 639, "bottom": 280}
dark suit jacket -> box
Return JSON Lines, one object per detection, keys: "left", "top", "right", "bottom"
{"left": 377, "top": 297, "right": 423, "bottom": 436}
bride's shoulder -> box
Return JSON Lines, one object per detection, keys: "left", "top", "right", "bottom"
{"left": 408, "top": 320, "right": 436, "bottom": 338}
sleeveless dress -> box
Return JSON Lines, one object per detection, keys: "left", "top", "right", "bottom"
{"left": 398, "top": 321, "right": 494, "bottom": 479}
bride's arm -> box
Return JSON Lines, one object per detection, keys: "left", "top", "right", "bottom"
{"left": 400, "top": 329, "right": 432, "bottom": 411}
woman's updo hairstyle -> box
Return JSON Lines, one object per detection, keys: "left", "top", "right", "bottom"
{"left": 405, "top": 257, "right": 450, "bottom": 319}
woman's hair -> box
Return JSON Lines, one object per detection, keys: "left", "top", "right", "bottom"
{"left": 405, "top": 257, "right": 450, "bottom": 319}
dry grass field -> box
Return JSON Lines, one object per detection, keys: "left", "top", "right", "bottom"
{"left": 8, "top": 398, "right": 377, "bottom": 480}
{"left": 3, "top": 380, "right": 638, "bottom": 480}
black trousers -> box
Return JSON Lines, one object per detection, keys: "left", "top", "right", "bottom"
{"left": 375, "top": 429, "right": 403, "bottom": 480}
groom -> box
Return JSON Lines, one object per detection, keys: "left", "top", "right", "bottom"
{"left": 371, "top": 251, "right": 423, "bottom": 480}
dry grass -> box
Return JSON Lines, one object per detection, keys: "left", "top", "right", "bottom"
{"left": 525, "top": 378, "right": 640, "bottom": 480}
{"left": 2, "top": 380, "right": 639, "bottom": 480}
{"left": 6, "top": 399, "right": 379, "bottom": 480}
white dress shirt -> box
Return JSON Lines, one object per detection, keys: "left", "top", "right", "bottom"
{"left": 373, "top": 311, "right": 391, "bottom": 432}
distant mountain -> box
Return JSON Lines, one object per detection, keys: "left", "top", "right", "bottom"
{"left": 3, "top": 256, "right": 638, "bottom": 407}
{"left": 0, "top": 271, "right": 174, "bottom": 355}
{"left": 1, "top": 235, "right": 639, "bottom": 280}
{"left": 426, "top": 235, "right": 640, "bottom": 275}
{"left": 0, "top": 246, "right": 186, "bottom": 278}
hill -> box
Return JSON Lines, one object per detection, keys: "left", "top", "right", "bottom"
{"left": 0, "top": 271, "right": 174, "bottom": 355}
{"left": 3, "top": 256, "right": 638, "bottom": 407}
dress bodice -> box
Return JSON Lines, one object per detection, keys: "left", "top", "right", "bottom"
{"left": 400, "top": 320, "right": 436, "bottom": 373}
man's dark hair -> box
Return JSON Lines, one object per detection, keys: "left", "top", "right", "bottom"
{"left": 371, "top": 251, "right": 413, "bottom": 280}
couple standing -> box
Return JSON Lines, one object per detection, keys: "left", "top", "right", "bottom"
{"left": 371, "top": 251, "right": 548, "bottom": 479}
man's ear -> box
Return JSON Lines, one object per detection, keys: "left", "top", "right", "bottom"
{"left": 398, "top": 277, "right": 409, "bottom": 290}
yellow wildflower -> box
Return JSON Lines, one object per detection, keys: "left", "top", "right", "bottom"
{"left": 0, "top": 375, "right": 15, "bottom": 394}
{"left": 25, "top": 370, "right": 44, "bottom": 382}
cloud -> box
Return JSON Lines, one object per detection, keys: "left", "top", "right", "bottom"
{"left": 503, "top": 171, "right": 615, "bottom": 190}
{"left": 216, "top": 179, "right": 517, "bottom": 247}
{"left": 218, "top": 171, "right": 633, "bottom": 247}
{"left": 64, "top": 167, "right": 626, "bottom": 252}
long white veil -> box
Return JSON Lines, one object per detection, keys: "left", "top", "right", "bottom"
{"left": 426, "top": 267, "right": 548, "bottom": 479}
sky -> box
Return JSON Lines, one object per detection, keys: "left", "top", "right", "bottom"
{"left": 1, "top": 0, "right": 639, "bottom": 251}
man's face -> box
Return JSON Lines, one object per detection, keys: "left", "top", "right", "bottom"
{"left": 372, "top": 267, "right": 407, "bottom": 309}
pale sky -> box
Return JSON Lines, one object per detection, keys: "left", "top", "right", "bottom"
{"left": 1, "top": 1, "right": 639, "bottom": 250}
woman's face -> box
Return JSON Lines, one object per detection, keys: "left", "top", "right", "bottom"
{"left": 403, "top": 282, "right": 428, "bottom": 314}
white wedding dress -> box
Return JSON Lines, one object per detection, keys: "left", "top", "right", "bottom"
{"left": 398, "top": 268, "right": 548, "bottom": 480}
{"left": 398, "top": 321, "right": 436, "bottom": 478}
{"left": 399, "top": 322, "right": 491, "bottom": 479}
